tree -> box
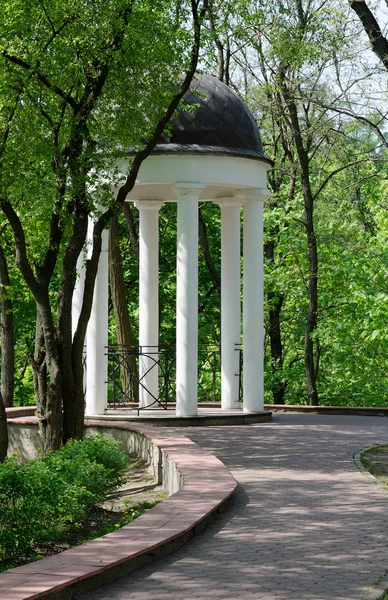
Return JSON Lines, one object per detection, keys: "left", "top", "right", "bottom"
{"left": 0, "top": 0, "right": 209, "bottom": 451}
{"left": 203, "top": 0, "right": 386, "bottom": 406}
{"left": 109, "top": 214, "right": 138, "bottom": 402}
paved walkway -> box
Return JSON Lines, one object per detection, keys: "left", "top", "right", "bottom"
{"left": 80, "top": 414, "right": 388, "bottom": 600}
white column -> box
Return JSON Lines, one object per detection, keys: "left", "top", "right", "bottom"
{"left": 85, "top": 219, "right": 109, "bottom": 416}
{"left": 240, "top": 189, "right": 268, "bottom": 413}
{"left": 174, "top": 183, "right": 204, "bottom": 417}
{"left": 72, "top": 251, "right": 86, "bottom": 340}
{"left": 135, "top": 200, "right": 163, "bottom": 408}
{"left": 215, "top": 198, "right": 242, "bottom": 410}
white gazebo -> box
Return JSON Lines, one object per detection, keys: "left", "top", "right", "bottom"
{"left": 74, "top": 74, "right": 272, "bottom": 418}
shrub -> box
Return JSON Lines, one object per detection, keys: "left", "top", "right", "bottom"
{"left": 0, "top": 435, "right": 128, "bottom": 561}
{"left": 42, "top": 435, "right": 128, "bottom": 504}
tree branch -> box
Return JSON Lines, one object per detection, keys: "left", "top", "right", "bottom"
{"left": 0, "top": 199, "right": 40, "bottom": 296}
{"left": 2, "top": 52, "right": 79, "bottom": 112}
{"left": 313, "top": 157, "right": 374, "bottom": 200}
{"left": 349, "top": 0, "right": 388, "bottom": 70}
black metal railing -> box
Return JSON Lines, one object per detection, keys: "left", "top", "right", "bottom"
{"left": 106, "top": 345, "right": 175, "bottom": 411}
{"left": 106, "top": 343, "right": 243, "bottom": 410}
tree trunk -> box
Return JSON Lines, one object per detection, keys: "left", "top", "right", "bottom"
{"left": 0, "top": 244, "right": 14, "bottom": 407}
{"left": 32, "top": 307, "right": 63, "bottom": 451}
{"left": 0, "top": 391, "right": 8, "bottom": 462}
{"left": 266, "top": 240, "right": 286, "bottom": 404}
{"left": 32, "top": 311, "right": 48, "bottom": 436}
{"left": 109, "top": 214, "right": 138, "bottom": 402}
{"left": 280, "top": 77, "right": 319, "bottom": 405}
{"left": 122, "top": 202, "right": 139, "bottom": 261}
{"left": 304, "top": 202, "right": 319, "bottom": 406}
{"left": 61, "top": 320, "right": 85, "bottom": 444}
{"left": 198, "top": 206, "right": 221, "bottom": 295}
{"left": 350, "top": 1, "right": 388, "bottom": 71}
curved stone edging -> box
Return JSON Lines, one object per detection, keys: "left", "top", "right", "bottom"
{"left": 266, "top": 404, "right": 388, "bottom": 417}
{"left": 353, "top": 447, "right": 388, "bottom": 600}
{"left": 1, "top": 418, "right": 237, "bottom": 600}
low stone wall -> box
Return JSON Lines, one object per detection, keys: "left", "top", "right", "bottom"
{"left": 2, "top": 412, "right": 237, "bottom": 600}
{"left": 7, "top": 420, "right": 43, "bottom": 462}
{"left": 7, "top": 420, "right": 181, "bottom": 496}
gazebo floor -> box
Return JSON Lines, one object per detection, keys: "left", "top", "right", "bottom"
{"left": 87, "top": 406, "right": 272, "bottom": 427}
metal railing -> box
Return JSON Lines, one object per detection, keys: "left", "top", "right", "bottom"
{"left": 106, "top": 345, "right": 175, "bottom": 410}
{"left": 106, "top": 344, "right": 243, "bottom": 410}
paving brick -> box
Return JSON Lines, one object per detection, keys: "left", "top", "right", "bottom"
{"left": 78, "top": 414, "right": 388, "bottom": 600}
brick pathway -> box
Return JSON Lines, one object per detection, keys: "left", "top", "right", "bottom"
{"left": 80, "top": 414, "right": 388, "bottom": 600}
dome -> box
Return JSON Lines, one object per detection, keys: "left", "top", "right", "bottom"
{"left": 128, "top": 74, "right": 272, "bottom": 164}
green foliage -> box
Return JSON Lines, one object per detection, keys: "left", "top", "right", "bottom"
{"left": 0, "top": 435, "right": 128, "bottom": 561}
{"left": 42, "top": 435, "right": 128, "bottom": 502}
{"left": 4, "top": 0, "right": 388, "bottom": 413}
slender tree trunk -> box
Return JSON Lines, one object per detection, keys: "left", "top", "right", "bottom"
{"left": 304, "top": 191, "right": 319, "bottom": 406}
{"left": 109, "top": 214, "right": 138, "bottom": 402}
{"left": 265, "top": 239, "right": 286, "bottom": 404}
{"left": 0, "top": 391, "right": 8, "bottom": 462}
{"left": 122, "top": 203, "right": 139, "bottom": 261}
{"left": 0, "top": 244, "right": 14, "bottom": 407}
{"left": 0, "top": 0, "right": 208, "bottom": 450}
{"left": 280, "top": 78, "right": 319, "bottom": 405}
{"left": 208, "top": 0, "right": 225, "bottom": 82}
{"left": 198, "top": 206, "right": 221, "bottom": 296}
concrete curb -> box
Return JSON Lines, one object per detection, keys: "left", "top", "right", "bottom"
{"left": 1, "top": 419, "right": 237, "bottom": 600}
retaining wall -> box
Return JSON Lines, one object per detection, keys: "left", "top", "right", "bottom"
{"left": 2, "top": 413, "right": 237, "bottom": 599}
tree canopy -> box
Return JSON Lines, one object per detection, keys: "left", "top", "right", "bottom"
{"left": 2, "top": 0, "right": 388, "bottom": 458}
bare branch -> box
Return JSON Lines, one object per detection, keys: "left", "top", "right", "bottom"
{"left": 313, "top": 158, "right": 374, "bottom": 200}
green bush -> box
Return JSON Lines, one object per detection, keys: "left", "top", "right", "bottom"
{"left": 42, "top": 435, "right": 128, "bottom": 503}
{"left": 0, "top": 435, "right": 128, "bottom": 561}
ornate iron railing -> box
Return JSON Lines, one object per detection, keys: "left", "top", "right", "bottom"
{"left": 106, "top": 344, "right": 243, "bottom": 411}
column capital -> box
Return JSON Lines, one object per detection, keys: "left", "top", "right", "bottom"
{"left": 134, "top": 199, "right": 164, "bottom": 211}
{"left": 236, "top": 187, "right": 270, "bottom": 203}
{"left": 173, "top": 183, "right": 205, "bottom": 197}
{"left": 214, "top": 196, "right": 242, "bottom": 208}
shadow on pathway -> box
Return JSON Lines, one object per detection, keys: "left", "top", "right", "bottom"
{"left": 80, "top": 414, "right": 388, "bottom": 600}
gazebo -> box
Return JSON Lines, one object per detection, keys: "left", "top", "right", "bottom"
{"left": 73, "top": 74, "right": 272, "bottom": 418}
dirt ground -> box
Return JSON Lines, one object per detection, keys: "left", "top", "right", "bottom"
{"left": 102, "top": 458, "right": 165, "bottom": 511}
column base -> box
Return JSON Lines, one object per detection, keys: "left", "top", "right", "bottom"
{"left": 243, "top": 406, "right": 265, "bottom": 414}
{"left": 176, "top": 408, "right": 198, "bottom": 418}
{"left": 222, "top": 403, "right": 242, "bottom": 411}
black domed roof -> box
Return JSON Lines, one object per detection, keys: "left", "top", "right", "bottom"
{"left": 128, "top": 74, "right": 272, "bottom": 164}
